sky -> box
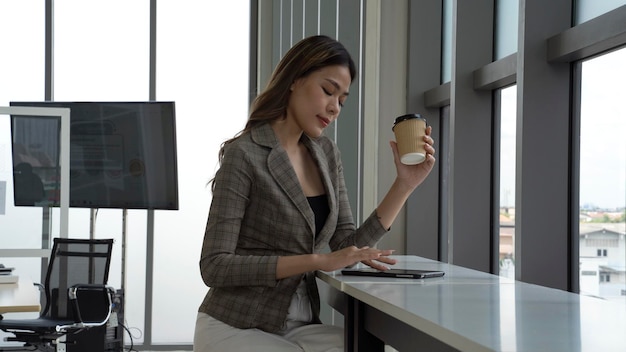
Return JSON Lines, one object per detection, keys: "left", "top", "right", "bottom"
{"left": 579, "top": 48, "right": 626, "bottom": 210}
{"left": 498, "top": 47, "right": 626, "bottom": 210}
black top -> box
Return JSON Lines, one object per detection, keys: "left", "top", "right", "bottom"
{"left": 307, "top": 194, "right": 330, "bottom": 237}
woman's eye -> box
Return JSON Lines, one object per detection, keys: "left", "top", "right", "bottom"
{"left": 322, "top": 86, "right": 344, "bottom": 107}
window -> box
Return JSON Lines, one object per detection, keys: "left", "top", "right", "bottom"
{"left": 495, "top": 84, "right": 517, "bottom": 351}
{"left": 600, "top": 274, "right": 611, "bottom": 283}
{"left": 152, "top": 0, "right": 249, "bottom": 344}
{"left": 578, "top": 47, "right": 626, "bottom": 306}
{"left": 441, "top": 0, "right": 452, "bottom": 83}
{"left": 574, "top": 0, "right": 626, "bottom": 25}
{"left": 53, "top": 0, "right": 149, "bottom": 342}
{"left": 494, "top": 0, "right": 519, "bottom": 59}
{"left": 0, "top": 1, "right": 250, "bottom": 348}
{"left": 0, "top": 2, "right": 47, "bottom": 324}
{"left": 498, "top": 85, "right": 517, "bottom": 278}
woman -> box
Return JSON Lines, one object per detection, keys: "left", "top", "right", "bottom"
{"left": 194, "top": 35, "right": 435, "bottom": 352}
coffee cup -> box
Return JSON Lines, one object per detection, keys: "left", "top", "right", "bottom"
{"left": 392, "top": 113, "right": 427, "bottom": 165}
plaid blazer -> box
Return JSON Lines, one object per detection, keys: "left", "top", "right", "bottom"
{"left": 198, "top": 122, "right": 387, "bottom": 333}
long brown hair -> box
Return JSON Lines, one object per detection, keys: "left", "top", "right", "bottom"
{"left": 210, "top": 35, "right": 356, "bottom": 189}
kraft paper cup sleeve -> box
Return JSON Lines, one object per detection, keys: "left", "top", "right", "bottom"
{"left": 393, "top": 114, "right": 426, "bottom": 165}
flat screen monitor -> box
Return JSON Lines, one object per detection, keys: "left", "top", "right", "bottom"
{"left": 9, "top": 101, "right": 179, "bottom": 210}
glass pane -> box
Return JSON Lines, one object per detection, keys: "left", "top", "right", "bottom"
{"left": 579, "top": 47, "right": 626, "bottom": 306}
{"left": 441, "top": 0, "right": 452, "bottom": 83}
{"left": 574, "top": 0, "right": 626, "bottom": 25}
{"left": 0, "top": 0, "right": 45, "bottom": 106}
{"left": 440, "top": 106, "right": 450, "bottom": 261}
{"left": 0, "top": 0, "right": 46, "bottom": 254}
{"left": 494, "top": 0, "right": 518, "bottom": 59}
{"left": 53, "top": 0, "right": 149, "bottom": 100}
{"left": 151, "top": 0, "right": 250, "bottom": 344}
{"left": 53, "top": 0, "right": 149, "bottom": 344}
{"left": 498, "top": 85, "right": 516, "bottom": 278}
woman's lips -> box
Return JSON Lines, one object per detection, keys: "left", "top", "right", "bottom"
{"left": 319, "top": 116, "right": 330, "bottom": 127}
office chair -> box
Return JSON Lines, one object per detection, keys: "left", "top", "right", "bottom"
{"left": 0, "top": 238, "right": 115, "bottom": 352}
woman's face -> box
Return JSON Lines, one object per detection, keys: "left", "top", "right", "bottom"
{"left": 286, "top": 65, "right": 351, "bottom": 138}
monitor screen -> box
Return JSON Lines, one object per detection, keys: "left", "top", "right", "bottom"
{"left": 9, "top": 101, "right": 179, "bottom": 210}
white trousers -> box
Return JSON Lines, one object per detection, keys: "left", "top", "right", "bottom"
{"left": 193, "top": 312, "right": 344, "bottom": 352}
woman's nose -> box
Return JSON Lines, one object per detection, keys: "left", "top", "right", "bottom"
{"left": 328, "top": 100, "right": 339, "bottom": 117}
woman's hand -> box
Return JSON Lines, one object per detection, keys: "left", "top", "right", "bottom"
{"left": 318, "top": 246, "right": 396, "bottom": 272}
{"left": 277, "top": 247, "right": 396, "bottom": 279}
{"left": 360, "top": 254, "right": 397, "bottom": 271}
{"left": 390, "top": 125, "right": 436, "bottom": 191}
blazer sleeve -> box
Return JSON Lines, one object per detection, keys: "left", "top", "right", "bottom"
{"left": 199, "top": 142, "right": 280, "bottom": 289}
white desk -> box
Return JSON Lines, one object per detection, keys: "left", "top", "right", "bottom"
{"left": 0, "top": 277, "right": 41, "bottom": 314}
{"left": 316, "top": 255, "right": 626, "bottom": 352}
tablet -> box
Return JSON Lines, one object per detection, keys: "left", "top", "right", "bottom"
{"left": 341, "top": 268, "right": 445, "bottom": 279}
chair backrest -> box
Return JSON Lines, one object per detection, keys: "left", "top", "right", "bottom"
{"left": 42, "top": 238, "right": 114, "bottom": 320}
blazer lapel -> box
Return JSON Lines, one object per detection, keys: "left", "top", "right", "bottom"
{"left": 303, "top": 136, "right": 337, "bottom": 243}
{"left": 252, "top": 124, "right": 316, "bottom": 236}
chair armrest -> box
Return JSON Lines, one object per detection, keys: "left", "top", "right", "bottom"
{"left": 32, "top": 282, "right": 45, "bottom": 317}
{"left": 33, "top": 282, "right": 44, "bottom": 291}
{"left": 56, "top": 284, "right": 115, "bottom": 332}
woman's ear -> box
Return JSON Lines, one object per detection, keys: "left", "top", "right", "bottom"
{"left": 290, "top": 77, "right": 302, "bottom": 92}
